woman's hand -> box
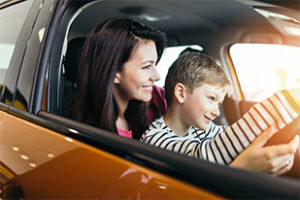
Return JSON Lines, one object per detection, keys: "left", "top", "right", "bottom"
{"left": 230, "top": 127, "right": 299, "bottom": 176}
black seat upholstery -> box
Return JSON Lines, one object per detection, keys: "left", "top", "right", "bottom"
{"left": 62, "top": 37, "right": 85, "bottom": 118}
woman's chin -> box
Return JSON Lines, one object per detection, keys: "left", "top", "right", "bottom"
{"left": 142, "top": 97, "right": 152, "bottom": 102}
{"left": 134, "top": 94, "right": 152, "bottom": 103}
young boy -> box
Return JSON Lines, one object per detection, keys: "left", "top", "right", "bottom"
{"left": 141, "top": 52, "right": 300, "bottom": 166}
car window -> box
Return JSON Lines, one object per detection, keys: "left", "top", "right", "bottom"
{"left": 155, "top": 45, "right": 203, "bottom": 87}
{"left": 229, "top": 43, "right": 300, "bottom": 102}
{"left": 0, "top": 0, "right": 33, "bottom": 100}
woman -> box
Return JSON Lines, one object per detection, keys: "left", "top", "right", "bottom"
{"left": 73, "top": 17, "right": 298, "bottom": 175}
{"left": 72, "top": 17, "right": 167, "bottom": 139}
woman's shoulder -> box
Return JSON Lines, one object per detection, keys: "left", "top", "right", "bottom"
{"left": 152, "top": 85, "right": 165, "bottom": 97}
{"left": 146, "top": 86, "right": 167, "bottom": 124}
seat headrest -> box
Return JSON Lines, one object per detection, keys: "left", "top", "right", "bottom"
{"left": 64, "top": 37, "right": 85, "bottom": 82}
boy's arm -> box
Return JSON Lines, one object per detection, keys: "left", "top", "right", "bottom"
{"left": 284, "top": 89, "right": 300, "bottom": 114}
{"left": 142, "top": 90, "right": 299, "bottom": 165}
{"left": 201, "top": 89, "right": 300, "bottom": 165}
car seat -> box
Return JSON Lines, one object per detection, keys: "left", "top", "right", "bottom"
{"left": 62, "top": 37, "right": 85, "bottom": 118}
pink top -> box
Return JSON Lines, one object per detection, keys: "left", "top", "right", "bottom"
{"left": 117, "top": 128, "right": 132, "bottom": 138}
{"left": 117, "top": 86, "right": 167, "bottom": 138}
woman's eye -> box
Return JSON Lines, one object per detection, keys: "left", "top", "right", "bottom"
{"left": 142, "top": 65, "right": 151, "bottom": 70}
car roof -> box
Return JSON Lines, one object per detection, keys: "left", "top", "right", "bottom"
{"left": 68, "top": 0, "right": 300, "bottom": 44}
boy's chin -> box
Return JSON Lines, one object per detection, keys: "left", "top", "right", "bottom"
{"left": 197, "top": 122, "right": 209, "bottom": 130}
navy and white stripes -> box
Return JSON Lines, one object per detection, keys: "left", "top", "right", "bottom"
{"left": 141, "top": 90, "right": 299, "bottom": 165}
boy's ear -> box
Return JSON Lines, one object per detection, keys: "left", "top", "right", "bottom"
{"left": 114, "top": 72, "right": 121, "bottom": 84}
{"left": 174, "top": 83, "right": 186, "bottom": 104}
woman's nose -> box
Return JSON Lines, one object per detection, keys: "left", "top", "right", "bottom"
{"left": 150, "top": 67, "right": 160, "bottom": 82}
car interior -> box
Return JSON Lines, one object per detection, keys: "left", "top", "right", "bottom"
{"left": 48, "top": 0, "right": 300, "bottom": 178}
{"left": 1, "top": 0, "right": 300, "bottom": 198}
{"left": 58, "top": 0, "right": 300, "bottom": 121}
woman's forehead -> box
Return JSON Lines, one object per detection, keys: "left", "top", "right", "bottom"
{"left": 129, "top": 40, "right": 157, "bottom": 61}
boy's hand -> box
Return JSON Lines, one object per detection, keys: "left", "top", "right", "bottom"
{"left": 230, "top": 127, "right": 299, "bottom": 175}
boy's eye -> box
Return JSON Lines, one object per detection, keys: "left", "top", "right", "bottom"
{"left": 208, "top": 96, "right": 215, "bottom": 101}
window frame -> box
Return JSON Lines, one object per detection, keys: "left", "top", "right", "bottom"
{"left": 0, "top": 0, "right": 38, "bottom": 107}
{"left": 34, "top": 1, "right": 300, "bottom": 198}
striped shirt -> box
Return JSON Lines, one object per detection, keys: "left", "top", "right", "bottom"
{"left": 141, "top": 90, "right": 300, "bottom": 165}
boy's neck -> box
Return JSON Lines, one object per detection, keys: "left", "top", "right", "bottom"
{"left": 163, "top": 107, "right": 190, "bottom": 137}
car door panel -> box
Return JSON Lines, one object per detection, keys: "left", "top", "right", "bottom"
{"left": 0, "top": 110, "right": 221, "bottom": 199}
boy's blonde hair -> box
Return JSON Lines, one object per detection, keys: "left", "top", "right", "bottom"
{"left": 165, "top": 51, "right": 231, "bottom": 105}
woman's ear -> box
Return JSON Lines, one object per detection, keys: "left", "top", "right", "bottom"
{"left": 114, "top": 72, "right": 121, "bottom": 84}
{"left": 174, "top": 83, "right": 186, "bottom": 104}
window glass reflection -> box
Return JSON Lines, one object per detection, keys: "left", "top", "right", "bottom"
{"left": 230, "top": 43, "right": 300, "bottom": 102}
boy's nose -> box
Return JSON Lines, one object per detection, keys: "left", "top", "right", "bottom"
{"left": 211, "top": 107, "right": 220, "bottom": 117}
